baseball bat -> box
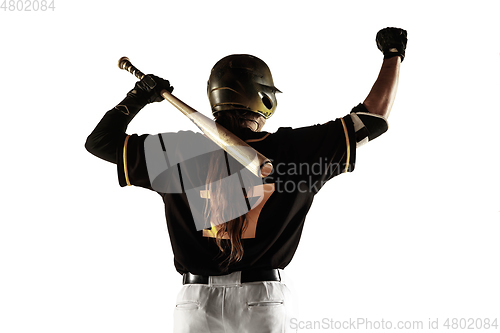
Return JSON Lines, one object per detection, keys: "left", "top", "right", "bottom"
{"left": 117, "top": 57, "right": 273, "bottom": 178}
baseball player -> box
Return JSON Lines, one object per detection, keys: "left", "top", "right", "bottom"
{"left": 85, "top": 27, "right": 407, "bottom": 333}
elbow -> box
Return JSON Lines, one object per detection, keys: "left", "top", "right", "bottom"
{"left": 362, "top": 101, "right": 391, "bottom": 120}
{"left": 85, "top": 133, "right": 99, "bottom": 156}
{"left": 84, "top": 136, "right": 93, "bottom": 154}
{"left": 85, "top": 128, "right": 111, "bottom": 156}
{"left": 84, "top": 131, "right": 118, "bottom": 164}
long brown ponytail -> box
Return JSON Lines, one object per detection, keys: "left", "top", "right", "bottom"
{"left": 204, "top": 111, "right": 260, "bottom": 270}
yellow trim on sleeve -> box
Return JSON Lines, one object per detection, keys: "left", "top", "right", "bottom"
{"left": 123, "top": 135, "right": 131, "bottom": 186}
{"left": 340, "top": 118, "right": 351, "bottom": 173}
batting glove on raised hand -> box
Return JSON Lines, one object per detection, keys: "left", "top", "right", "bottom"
{"left": 376, "top": 27, "right": 407, "bottom": 62}
{"left": 127, "top": 74, "right": 174, "bottom": 104}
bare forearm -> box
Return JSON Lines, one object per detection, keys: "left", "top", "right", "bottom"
{"left": 363, "top": 56, "right": 401, "bottom": 119}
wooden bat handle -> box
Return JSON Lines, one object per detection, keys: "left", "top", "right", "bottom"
{"left": 117, "top": 57, "right": 273, "bottom": 178}
{"left": 118, "top": 57, "right": 146, "bottom": 80}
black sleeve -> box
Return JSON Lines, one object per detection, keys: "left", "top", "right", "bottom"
{"left": 84, "top": 108, "right": 131, "bottom": 164}
{"left": 275, "top": 115, "right": 356, "bottom": 193}
{"left": 85, "top": 91, "right": 148, "bottom": 163}
{"left": 116, "top": 131, "right": 211, "bottom": 190}
{"left": 116, "top": 133, "right": 154, "bottom": 189}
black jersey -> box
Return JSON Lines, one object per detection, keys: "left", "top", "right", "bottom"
{"left": 116, "top": 115, "right": 356, "bottom": 276}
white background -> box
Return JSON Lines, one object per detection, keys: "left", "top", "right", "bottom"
{"left": 1, "top": 0, "right": 499, "bottom": 332}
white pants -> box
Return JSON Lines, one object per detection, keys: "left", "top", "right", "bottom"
{"left": 173, "top": 270, "right": 297, "bottom": 333}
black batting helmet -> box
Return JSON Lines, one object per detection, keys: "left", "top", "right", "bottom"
{"left": 207, "top": 54, "right": 281, "bottom": 119}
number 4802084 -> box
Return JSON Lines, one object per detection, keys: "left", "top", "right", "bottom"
{"left": 1, "top": 0, "right": 55, "bottom": 11}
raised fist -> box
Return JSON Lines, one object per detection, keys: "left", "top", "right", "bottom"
{"left": 376, "top": 27, "right": 407, "bottom": 62}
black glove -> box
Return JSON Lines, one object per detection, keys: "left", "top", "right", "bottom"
{"left": 114, "top": 74, "right": 174, "bottom": 117}
{"left": 127, "top": 74, "right": 174, "bottom": 104}
{"left": 376, "top": 27, "right": 407, "bottom": 62}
